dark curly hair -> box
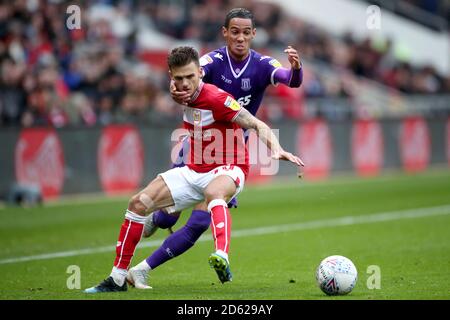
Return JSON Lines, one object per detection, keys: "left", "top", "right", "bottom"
{"left": 167, "top": 46, "right": 200, "bottom": 70}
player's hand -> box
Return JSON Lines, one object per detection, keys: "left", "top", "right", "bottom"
{"left": 272, "top": 149, "right": 305, "bottom": 167}
{"left": 284, "top": 46, "right": 301, "bottom": 70}
{"left": 170, "top": 80, "right": 191, "bottom": 105}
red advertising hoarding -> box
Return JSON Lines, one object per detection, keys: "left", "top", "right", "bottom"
{"left": 297, "top": 119, "right": 332, "bottom": 180}
{"left": 351, "top": 119, "right": 384, "bottom": 176}
{"left": 98, "top": 125, "right": 144, "bottom": 195}
{"left": 15, "top": 128, "right": 65, "bottom": 199}
{"left": 400, "top": 117, "right": 430, "bottom": 172}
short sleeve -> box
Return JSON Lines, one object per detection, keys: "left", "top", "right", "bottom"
{"left": 199, "top": 53, "right": 214, "bottom": 83}
{"left": 211, "top": 90, "right": 242, "bottom": 122}
{"left": 260, "top": 55, "right": 283, "bottom": 86}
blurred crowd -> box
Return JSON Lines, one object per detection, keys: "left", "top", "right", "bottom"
{"left": 404, "top": 0, "right": 447, "bottom": 16}
{"left": 0, "top": 0, "right": 449, "bottom": 127}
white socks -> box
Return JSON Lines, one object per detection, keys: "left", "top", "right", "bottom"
{"left": 215, "top": 250, "right": 229, "bottom": 263}
{"left": 134, "top": 260, "right": 152, "bottom": 273}
{"left": 110, "top": 266, "right": 127, "bottom": 286}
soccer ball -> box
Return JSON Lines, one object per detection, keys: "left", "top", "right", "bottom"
{"left": 316, "top": 255, "right": 358, "bottom": 296}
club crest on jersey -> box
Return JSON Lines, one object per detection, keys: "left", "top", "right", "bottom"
{"left": 224, "top": 96, "right": 241, "bottom": 111}
{"left": 193, "top": 110, "right": 201, "bottom": 125}
{"left": 269, "top": 58, "right": 282, "bottom": 68}
{"left": 241, "top": 78, "right": 251, "bottom": 91}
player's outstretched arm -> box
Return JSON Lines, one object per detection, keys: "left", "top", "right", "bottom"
{"left": 233, "top": 108, "right": 304, "bottom": 167}
{"left": 273, "top": 46, "right": 303, "bottom": 88}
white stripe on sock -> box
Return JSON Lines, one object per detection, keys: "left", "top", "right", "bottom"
{"left": 207, "top": 199, "right": 227, "bottom": 212}
{"left": 116, "top": 220, "right": 131, "bottom": 268}
{"left": 125, "top": 210, "right": 146, "bottom": 224}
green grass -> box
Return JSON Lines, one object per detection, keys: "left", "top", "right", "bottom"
{"left": 0, "top": 170, "right": 449, "bottom": 300}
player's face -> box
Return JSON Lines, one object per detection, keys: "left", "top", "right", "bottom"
{"left": 223, "top": 18, "right": 255, "bottom": 61}
{"left": 170, "top": 61, "right": 203, "bottom": 96}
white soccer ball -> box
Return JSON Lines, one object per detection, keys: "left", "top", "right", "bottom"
{"left": 316, "top": 255, "right": 358, "bottom": 296}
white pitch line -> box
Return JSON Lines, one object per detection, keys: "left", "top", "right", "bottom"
{"left": 0, "top": 204, "right": 449, "bottom": 265}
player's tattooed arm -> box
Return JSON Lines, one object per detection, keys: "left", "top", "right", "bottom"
{"left": 233, "top": 108, "right": 304, "bottom": 167}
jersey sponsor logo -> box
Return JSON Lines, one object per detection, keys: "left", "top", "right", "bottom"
{"left": 351, "top": 119, "right": 383, "bottom": 176}
{"left": 199, "top": 55, "right": 213, "bottom": 66}
{"left": 400, "top": 117, "right": 430, "bottom": 172}
{"left": 269, "top": 58, "right": 282, "bottom": 68}
{"left": 15, "top": 128, "right": 65, "bottom": 200}
{"left": 297, "top": 119, "right": 332, "bottom": 180}
{"left": 224, "top": 96, "right": 241, "bottom": 111}
{"left": 214, "top": 52, "right": 224, "bottom": 61}
{"left": 98, "top": 125, "right": 144, "bottom": 195}
{"left": 221, "top": 75, "right": 232, "bottom": 84}
{"left": 241, "top": 78, "right": 251, "bottom": 91}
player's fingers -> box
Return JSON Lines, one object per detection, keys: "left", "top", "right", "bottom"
{"left": 288, "top": 153, "right": 304, "bottom": 167}
{"left": 283, "top": 152, "right": 300, "bottom": 166}
{"left": 172, "top": 90, "right": 188, "bottom": 96}
{"left": 299, "top": 157, "right": 305, "bottom": 167}
{"left": 291, "top": 155, "right": 302, "bottom": 166}
{"left": 174, "top": 92, "right": 191, "bottom": 101}
{"left": 285, "top": 47, "right": 297, "bottom": 53}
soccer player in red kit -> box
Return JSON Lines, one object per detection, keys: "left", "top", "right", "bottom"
{"left": 84, "top": 46, "right": 303, "bottom": 293}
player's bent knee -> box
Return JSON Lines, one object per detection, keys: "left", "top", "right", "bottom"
{"left": 204, "top": 190, "right": 227, "bottom": 204}
{"left": 128, "top": 193, "right": 154, "bottom": 216}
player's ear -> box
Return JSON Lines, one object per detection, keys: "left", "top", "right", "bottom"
{"left": 168, "top": 69, "right": 173, "bottom": 80}
{"left": 199, "top": 66, "right": 204, "bottom": 79}
{"left": 222, "top": 26, "right": 228, "bottom": 38}
{"left": 251, "top": 28, "right": 256, "bottom": 38}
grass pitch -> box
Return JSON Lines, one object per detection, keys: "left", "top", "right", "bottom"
{"left": 0, "top": 170, "right": 449, "bottom": 300}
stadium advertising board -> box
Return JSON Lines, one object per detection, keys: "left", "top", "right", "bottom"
{"left": 351, "top": 119, "right": 384, "bottom": 176}
{"left": 98, "top": 125, "right": 144, "bottom": 195}
{"left": 245, "top": 130, "right": 275, "bottom": 184}
{"left": 400, "top": 117, "right": 430, "bottom": 172}
{"left": 15, "top": 128, "right": 65, "bottom": 199}
{"left": 297, "top": 119, "right": 332, "bottom": 180}
{"left": 447, "top": 118, "right": 450, "bottom": 167}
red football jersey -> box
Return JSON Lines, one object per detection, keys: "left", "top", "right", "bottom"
{"left": 183, "top": 82, "right": 249, "bottom": 177}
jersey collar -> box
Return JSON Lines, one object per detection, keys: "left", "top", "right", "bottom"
{"left": 190, "top": 80, "right": 204, "bottom": 104}
{"left": 226, "top": 47, "right": 252, "bottom": 79}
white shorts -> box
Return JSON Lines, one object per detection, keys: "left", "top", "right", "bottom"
{"left": 159, "top": 165, "right": 246, "bottom": 213}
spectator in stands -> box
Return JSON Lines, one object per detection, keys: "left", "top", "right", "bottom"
{"left": 0, "top": 0, "right": 449, "bottom": 128}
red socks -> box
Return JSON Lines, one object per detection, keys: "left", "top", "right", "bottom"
{"left": 208, "top": 199, "right": 232, "bottom": 254}
{"left": 114, "top": 210, "right": 146, "bottom": 270}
